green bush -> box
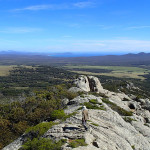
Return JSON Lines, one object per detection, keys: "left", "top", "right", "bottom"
{"left": 83, "top": 102, "right": 106, "bottom": 110}
{"left": 89, "top": 99, "right": 102, "bottom": 105}
{"left": 65, "top": 91, "right": 78, "bottom": 100}
{"left": 51, "top": 110, "right": 66, "bottom": 121}
{"left": 102, "top": 98, "right": 133, "bottom": 116}
{"left": 20, "top": 138, "right": 67, "bottom": 150}
{"left": 131, "top": 145, "right": 135, "bottom": 150}
{"left": 68, "top": 139, "right": 87, "bottom": 148}
{"left": 25, "top": 121, "right": 56, "bottom": 138}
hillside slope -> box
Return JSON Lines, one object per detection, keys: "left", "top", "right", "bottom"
{"left": 3, "top": 75, "right": 150, "bottom": 150}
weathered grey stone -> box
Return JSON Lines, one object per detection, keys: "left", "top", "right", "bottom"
{"left": 62, "top": 98, "right": 69, "bottom": 106}
{"left": 68, "top": 87, "right": 84, "bottom": 93}
{"left": 88, "top": 76, "right": 104, "bottom": 93}
{"left": 142, "top": 98, "right": 150, "bottom": 111}
{"left": 74, "top": 75, "right": 90, "bottom": 92}
{"left": 131, "top": 121, "right": 150, "bottom": 143}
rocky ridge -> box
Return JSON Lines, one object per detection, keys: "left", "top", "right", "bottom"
{"left": 3, "top": 75, "right": 150, "bottom": 150}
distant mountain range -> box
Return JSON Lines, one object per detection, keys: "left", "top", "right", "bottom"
{"left": 0, "top": 50, "right": 48, "bottom": 55}
{"left": 0, "top": 51, "right": 150, "bottom": 66}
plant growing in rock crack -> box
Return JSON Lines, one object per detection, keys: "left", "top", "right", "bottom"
{"left": 123, "top": 117, "right": 136, "bottom": 123}
{"left": 87, "top": 120, "right": 92, "bottom": 122}
{"left": 131, "top": 145, "right": 135, "bottom": 150}
{"left": 102, "top": 98, "right": 133, "bottom": 116}
{"left": 68, "top": 139, "right": 87, "bottom": 148}
{"left": 89, "top": 99, "right": 102, "bottom": 105}
{"left": 144, "top": 123, "right": 149, "bottom": 127}
{"left": 81, "top": 102, "right": 106, "bottom": 110}
{"left": 91, "top": 122, "right": 99, "bottom": 126}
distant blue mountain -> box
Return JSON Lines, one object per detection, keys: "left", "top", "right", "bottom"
{"left": 48, "top": 52, "right": 124, "bottom": 57}
{"left": 0, "top": 50, "right": 48, "bottom": 55}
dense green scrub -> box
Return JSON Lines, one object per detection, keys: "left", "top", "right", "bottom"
{"left": 0, "top": 84, "right": 78, "bottom": 149}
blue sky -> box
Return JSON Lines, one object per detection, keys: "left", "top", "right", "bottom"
{"left": 0, "top": 0, "right": 150, "bottom": 53}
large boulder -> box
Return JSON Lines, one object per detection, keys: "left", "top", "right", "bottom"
{"left": 73, "top": 75, "right": 90, "bottom": 92}
{"left": 88, "top": 76, "right": 104, "bottom": 93}
{"left": 72, "top": 75, "right": 104, "bottom": 93}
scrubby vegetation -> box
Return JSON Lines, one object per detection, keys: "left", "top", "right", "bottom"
{"left": 123, "top": 117, "right": 136, "bottom": 123}
{"left": 68, "top": 139, "right": 87, "bottom": 148}
{"left": 25, "top": 121, "right": 57, "bottom": 137}
{"left": 102, "top": 98, "right": 133, "bottom": 116}
{"left": 0, "top": 84, "right": 77, "bottom": 149}
{"left": 20, "top": 138, "right": 67, "bottom": 150}
{"left": 89, "top": 99, "right": 102, "bottom": 105}
{"left": 20, "top": 121, "right": 67, "bottom": 150}
{"left": 80, "top": 100, "right": 106, "bottom": 111}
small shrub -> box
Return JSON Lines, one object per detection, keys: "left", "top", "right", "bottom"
{"left": 102, "top": 98, "right": 133, "bottom": 116}
{"left": 102, "top": 98, "right": 112, "bottom": 104}
{"left": 51, "top": 110, "right": 66, "bottom": 121}
{"left": 68, "top": 139, "right": 87, "bottom": 148}
{"left": 65, "top": 91, "right": 78, "bottom": 100}
{"left": 77, "top": 107, "right": 82, "bottom": 110}
{"left": 144, "top": 123, "right": 149, "bottom": 127}
{"left": 131, "top": 145, "right": 135, "bottom": 150}
{"left": 25, "top": 121, "right": 56, "bottom": 138}
{"left": 77, "top": 91, "right": 85, "bottom": 96}
{"left": 89, "top": 99, "right": 99, "bottom": 104}
{"left": 20, "top": 138, "right": 67, "bottom": 150}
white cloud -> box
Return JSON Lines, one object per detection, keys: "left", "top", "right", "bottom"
{"left": 18, "top": 5, "right": 53, "bottom": 11}
{"left": 13, "top": 4, "right": 68, "bottom": 11}
{"left": 12, "top": 1, "right": 96, "bottom": 12}
{"left": 0, "top": 27, "right": 43, "bottom": 34}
